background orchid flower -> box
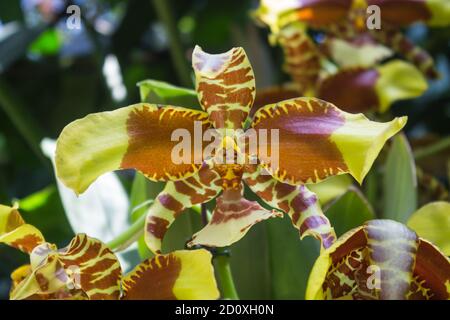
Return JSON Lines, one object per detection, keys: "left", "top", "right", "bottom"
{"left": 55, "top": 45, "right": 406, "bottom": 255}
{"left": 253, "top": 4, "right": 430, "bottom": 114}
{"left": 306, "top": 219, "right": 450, "bottom": 300}
{"left": 0, "top": 204, "right": 219, "bottom": 300}
{"left": 255, "top": 0, "right": 450, "bottom": 79}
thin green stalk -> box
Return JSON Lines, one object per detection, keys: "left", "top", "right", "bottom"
{"left": 0, "top": 78, "right": 47, "bottom": 165}
{"left": 107, "top": 211, "right": 146, "bottom": 251}
{"left": 200, "top": 203, "right": 239, "bottom": 300}
{"left": 413, "top": 136, "right": 450, "bottom": 160}
{"left": 214, "top": 248, "right": 239, "bottom": 300}
{"left": 151, "top": 0, "right": 192, "bottom": 87}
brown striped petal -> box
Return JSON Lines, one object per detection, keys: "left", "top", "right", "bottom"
{"left": 306, "top": 219, "right": 450, "bottom": 300}
{"left": 0, "top": 204, "right": 45, "bottom": 254}
{"left": 193, "top": 46, "right": 255, "bottom": 129}
{"left": 11, "top": 234, "right": 122, "bottom": 300}
{"left": 187, "top": 186, "right": 282, "bottom": 248}
{"left": 56, "top": 104, "right": 211, "bottom": 194}
{"left": 145, "top": 161, "right": 222, "bottom": 254}
{"left": 276, "top": 24, "right": 322, "bottom": 94}
{"left": 244, "top": 164, "right": 336, "bottom": 249}
{"left": 251, "top": 97, "right": 406, "bottom": 185}
{"left": 121, "top": 249, "right": 219, "bottom": 300}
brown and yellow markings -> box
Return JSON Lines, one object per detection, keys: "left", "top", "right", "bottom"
{"left": 122, "top": 254, "right": 181, "bottom": 300}
{"left": 252, "top": 98, "right": 347, "bottom": 184}
{"left": 121, "top": 105, "right": 211, "bottom": 181}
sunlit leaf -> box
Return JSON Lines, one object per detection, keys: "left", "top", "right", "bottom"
{"left": 325, "top": 187, "right": 375, "bottom": 237}
{"left": 407, "top": 201, "right": 450, "bottom": 255}
{"left": 382, "top": 134, "right": 418, "bottom": 223}
{"left": 137, "top": 79, "right": 199, "bottom": 109}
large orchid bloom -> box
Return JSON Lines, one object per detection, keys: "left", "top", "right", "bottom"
{"left": 0, "top": 204, "right": 219, "bottom": 300}
{"left": 306, "top": 219, "right": 450, "bottom": 300}
{"left": 55, "top": 46, "right": 406, "bottom": 254}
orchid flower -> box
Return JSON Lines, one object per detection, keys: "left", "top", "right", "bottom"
{"left": 255, "top": 0, "right": 449, "bottom": 78}
{"left": 306, "top": 219, "right": 450, "bottom": 300}
{"left": 0, "top": 204, "right": 219, "bottom": 300}
{"left": 55, "top": 46, "right": 406, "bottom": 254}
{"left": 253, "top": 0, "right": 440, "bottom": 112}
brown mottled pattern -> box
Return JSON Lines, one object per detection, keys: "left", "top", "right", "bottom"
{"left": 369, "top": 27, "right": 438, "bottom": 78}
{"left": 366, "top": 220, "right": 418, "bottom": 300}
{"left": 317, "top": 68, "right": 380, "bottom": 113}
{"left": 243, "top": 166, "right": 335, "bottom": 249}
{"left": 145, "top": 162, "right": 222, "bottom": 252}
{"left": 10, "top": 234, "right": 44, "bottom": 254}
{"left": 122, "top": 254, "right": 181, "bottom": 300}
{"left": 194, "top": 47, "right": 255, "bottom": 129}
{"left": 210, "top": 188, "right": 263, "bottom": 225}
{"left": 277, "top": 29, "right": 321, "bottom": 93}
{"left": 252, "top": 98, "right": 347, "bottom": 184}
{"left": 147, "top": 216, "right": 170, "bottom": 240}
{"left": 320, "top": 221, "right": 450, "bottom": 300}
{"left": 58, "top": 234, "right": 122, "bottom": 300}
{"left": 121, "top": 105, "right": 211, "bottom": 181}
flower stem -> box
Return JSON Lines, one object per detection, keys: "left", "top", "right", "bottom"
{"left": 200, "top": 204, "right": 239, "bottom": 300}
{"left": 213, "top": 248, "right": 239, "bottom": 300}
{"left": 107, "top": 212, "right": 146, "bottom": 251}
{"left": 413, "top": 136, "right": 450, "bottom": 160}
{"left": 151, "top": 0, "right": 192, "bottom": 87}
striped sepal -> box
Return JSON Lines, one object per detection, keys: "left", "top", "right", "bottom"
{"left": 144, "top": 161, "right": 222, "bottom": 254}
{"left": 192, "top": 46, "right": 255, "bottom": 129}
{"left": 244, "top": 165, "right": 336, "bottom": 249}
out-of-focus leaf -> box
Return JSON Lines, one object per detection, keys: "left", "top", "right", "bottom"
{"left": 230, "top": 222, "right": 271, "bottom": 299}
{"left": 382, "top": 134, "right": 418, "bottom": 223}
{"left": 18, "top": 186, "right": 73, "bottom": 246}
{"left": 19, "top": 186, "right": 54, "bottom": 211}
{"left": 308, "top": 175, "right": 353, "bottom": 206}
{"left": 324, "top": 187, "right": 375, "bottom": 237}
{"left": 137, "top": 79, "right": 200, "bottom": 109}
{"left": 266, "top": 215, "right": 320, "bottom": 299}
{"left": 40, "top": 138, "right": 139, "bottom": 271}
{"left": 29, "top": 28, "right": 61, "bottom": 56}
{"left": 0, "top": 22, "right": 48, "bottom": 73}
{"left": 407, "top": 201, "right": 450, "bottom": 255}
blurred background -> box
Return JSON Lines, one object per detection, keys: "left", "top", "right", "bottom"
{"left": 0, "top": 0, "right": 449, "bottom": 299}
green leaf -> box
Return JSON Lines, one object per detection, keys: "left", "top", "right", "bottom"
{"left": 19, "top": 186, "right": 55, "bottom": 211}
{"left": 137, "top": 79, "right": 200, "bottom": 109}
{"left": 230, "top": 223, "right": 271, "bottom": 299}
{"left": 307, "top": 174, "right": 353, "bottom": 206}
{"left": 129, "top": 172, "right": 152, "bottom": 260}
{"left": 325, "top": 187, "right": 375, "bottom": 237}
{"left": 29, "top": 28, "right": 61, "bottom": 56}
{"left": 382, "top": 133, "right": 418, "bottom": 223}
{"left": 407, "top": 201, "right": 450, "bottom": 255}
